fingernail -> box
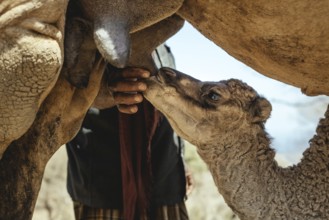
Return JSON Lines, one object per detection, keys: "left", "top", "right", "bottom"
{"left": 134, "top": 96, "right": 142, "bottom": 102}
{"left": 130, "top": 106, "right": 138, "bottom": 113}
{"left": 138, "top": 83, "right": 147, "bottom": 90}
{"left": 142, "top": 71, "right": 150, "bottom": 78}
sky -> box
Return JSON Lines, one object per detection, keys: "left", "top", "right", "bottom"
{"left": 166, "top": 22, "right": 329, "bottom": 165}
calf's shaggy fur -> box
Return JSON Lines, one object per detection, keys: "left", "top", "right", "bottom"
{"left": 144, "top": 67, "right": 329, "bottom": 220}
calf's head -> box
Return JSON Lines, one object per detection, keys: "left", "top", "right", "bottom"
{"left": 144, "top": 68, "right": 272, "bottom": 146}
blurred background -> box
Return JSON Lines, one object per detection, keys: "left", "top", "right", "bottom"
{"left": 33, "top": 22, "right": 329, "bottom": 220}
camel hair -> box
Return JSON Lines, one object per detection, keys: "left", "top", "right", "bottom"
{"left": 144, "top": 67, "right": 329, "bottom": 220}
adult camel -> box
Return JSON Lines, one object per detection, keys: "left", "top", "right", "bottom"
{"left": 0, "top": 0, "right": 328, "bottom": 219}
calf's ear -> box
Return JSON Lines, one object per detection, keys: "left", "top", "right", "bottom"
{"left": 250, "top": 97, "right": 272, "bottom": 123}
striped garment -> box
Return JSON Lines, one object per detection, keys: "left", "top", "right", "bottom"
{"left": 73, "top": 201, "right": 189, "bottom": 220}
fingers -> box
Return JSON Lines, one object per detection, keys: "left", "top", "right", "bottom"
{"left": 113, "top": 93, "right": 143, "bottom": 105}
{"left": 108, "top": 67, "right": 150, "bottom": 114}
{"left": 109, "top": 80, "right": 147, "bottom": 93}
{"left": 117, "top": 104, "right": 138, "bottom": 114}
{"left": 113, "top": 92, "right": 144, "bottom": 114}
{"left": 121, "top": 68, "right": 150, "bottom": 79}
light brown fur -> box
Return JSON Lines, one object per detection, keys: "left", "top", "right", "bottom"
{"left": 144, "top": 67, "right": 329, "bottom": 220}
{"left": 0, "top": 0, "right": 184, "bottom": 157}
{"left": 0, "top": 0, "right": 68, "bottom": 158}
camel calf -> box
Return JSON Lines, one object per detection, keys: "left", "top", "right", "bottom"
{"left": 144, "top": 67, "right": 329, "bottom": 220}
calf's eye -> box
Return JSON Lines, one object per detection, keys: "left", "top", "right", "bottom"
{"left": 207, "top": 92, "right": 220, "bottom": 101}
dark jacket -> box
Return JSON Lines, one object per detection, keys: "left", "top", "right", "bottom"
{"left": 66, "top": 107, "right": 186, "bottom": 209}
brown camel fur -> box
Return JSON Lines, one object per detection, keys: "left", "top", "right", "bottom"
{"left": 144, "top": 67, "right": 329, "bottom": 220}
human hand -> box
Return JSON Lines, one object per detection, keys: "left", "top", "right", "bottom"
{"left": 93, "top": 67, "right": 150, "bottom": 113}
{"left": 109, "top": 67, "right": 150, "bottom": 114}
